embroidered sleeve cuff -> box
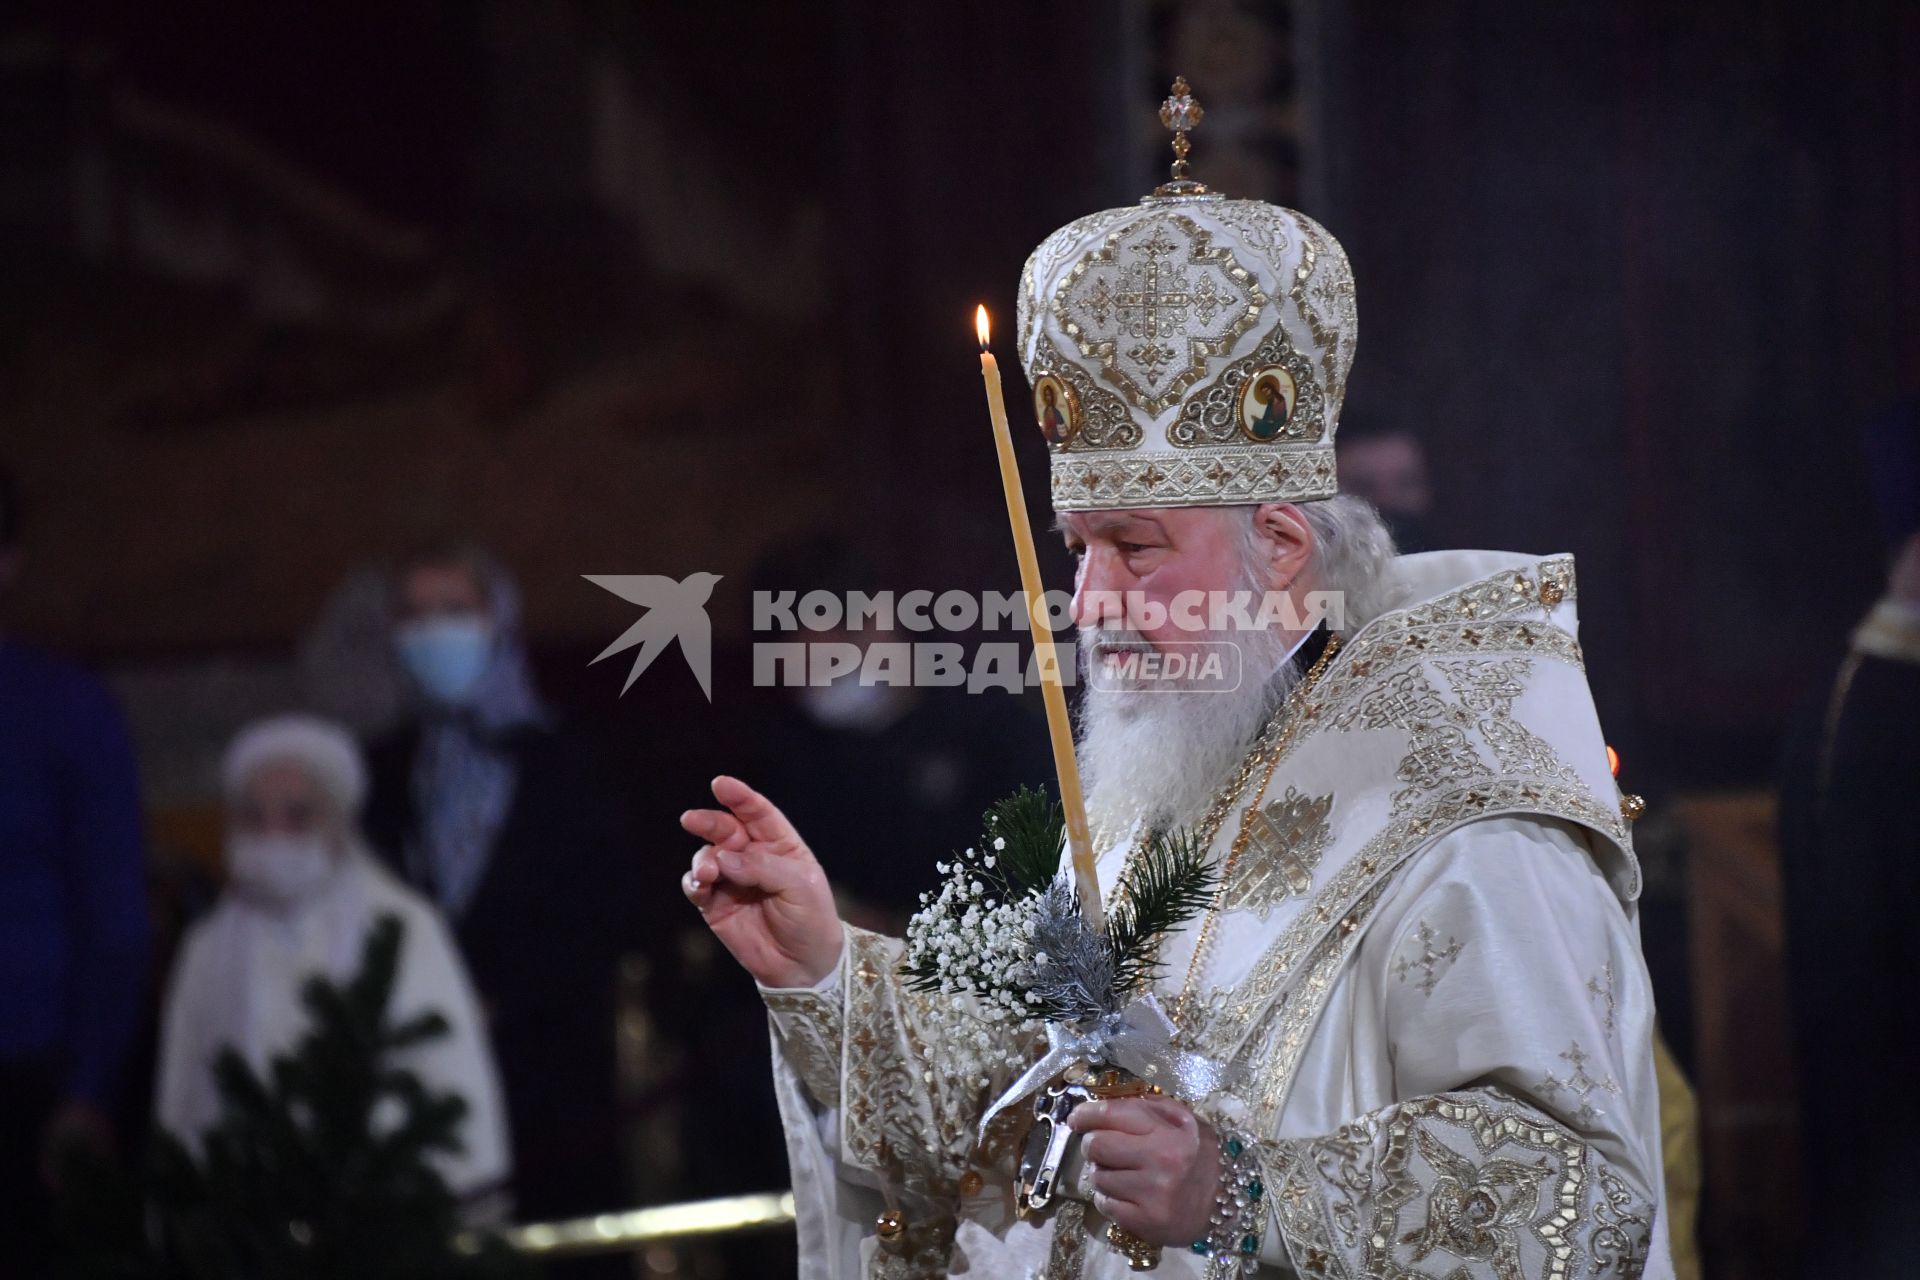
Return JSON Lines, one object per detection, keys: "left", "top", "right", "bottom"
{"left": 1260, "top": 1090, "right": 1656, "bottom": 1280}
{"left": 760, "top": 931, "right": 850, "bottom": 1109}
{"left": 756, "top": 957, "right": 845, "bottom": 999}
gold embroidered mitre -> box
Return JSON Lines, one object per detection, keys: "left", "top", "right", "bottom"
{"left": 1017, "top": 79, "right": 1357, "bottom": 512}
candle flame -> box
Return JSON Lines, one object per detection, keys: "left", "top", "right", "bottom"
{"left": 1606, "top": 745, "right": 1621, "bottom": 777}
{"left": 975, "top": 304, "right": 991, "bottom": 351}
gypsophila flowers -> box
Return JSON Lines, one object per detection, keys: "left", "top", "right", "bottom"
{"left": 899, "top": 844, "right": 1046, "bottom": 1079}
{"left": 902, "top": 787, "right": 1219, "bottom": 1041}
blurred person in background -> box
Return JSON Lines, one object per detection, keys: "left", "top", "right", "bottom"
{"left": 364, "top": 543, "right": 644, "bottom": 1229}
{"left": 0, "top": 464, "right": 150, "bottom": 1275}
{"left": 1335, "top": 417, "right": 1436, "bottom": 553}
{"left": 1779, "top": 397, "right": 1920, "bottom": 1277}
{"left": 155, "top": 715, "right": 509, "bottom": 1211}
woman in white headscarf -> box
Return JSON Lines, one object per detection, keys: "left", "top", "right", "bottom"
{"left": 154, "top": 714, "right": 510, "bottom": 1209}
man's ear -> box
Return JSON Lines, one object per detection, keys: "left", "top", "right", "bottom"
{"left": 1251, "top": 504, "right": 1313, "bottom": 590}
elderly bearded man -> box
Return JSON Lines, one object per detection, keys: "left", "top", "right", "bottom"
{"left": 680, "top": 93, "right": 1670, "bottom": 1280}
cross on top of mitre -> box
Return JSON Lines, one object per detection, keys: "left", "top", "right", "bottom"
{"left": 1155, "top": 75, "right": 1209, "bottom": 197}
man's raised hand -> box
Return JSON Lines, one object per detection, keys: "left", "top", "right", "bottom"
{"left": 680, "top": 775, "right": 843, "bottom": 989}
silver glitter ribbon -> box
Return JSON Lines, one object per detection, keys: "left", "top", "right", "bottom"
{"left": 978, "top": 993, "right": 1243, "bottom": 1142}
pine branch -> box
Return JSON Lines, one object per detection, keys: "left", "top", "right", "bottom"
{"left": 346, "top": 914, "right": 406, "bottom": 1011}
{"left": 979, "top": 785, "right": 1065, "bottom": 896}
{"left": 387, "top": 1009, "right": 452, "bottom": 1050}
{"left": 1107, "top": 827, "right": 1218, "bottom": 999}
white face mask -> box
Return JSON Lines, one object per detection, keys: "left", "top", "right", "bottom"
{"left": 226, "top": 833, "right": 340, "bottom": 909}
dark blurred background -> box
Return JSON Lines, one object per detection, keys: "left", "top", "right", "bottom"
{"left": 2, "top": 1, "right": 1916, "bottom": 1277}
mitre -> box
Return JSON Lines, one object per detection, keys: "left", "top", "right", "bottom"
{"left": 1017, "top": 78, "right": 1358, "bottom": 512}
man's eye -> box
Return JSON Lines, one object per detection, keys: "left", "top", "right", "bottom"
{"left": 1118, "top": 542, "right": 1149, "bottom": 554}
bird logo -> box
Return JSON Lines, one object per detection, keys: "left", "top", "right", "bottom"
{"left": 583, "top": 572, "right": 723, "bottom": 700}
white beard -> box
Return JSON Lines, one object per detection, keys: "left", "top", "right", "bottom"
{"left": 1077, "top": 621, "right": 1303, "bottom": 839}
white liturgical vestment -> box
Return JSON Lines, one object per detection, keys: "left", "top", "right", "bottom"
{"left": 762, "top": 550, "right": 1672, "bottom": 1279}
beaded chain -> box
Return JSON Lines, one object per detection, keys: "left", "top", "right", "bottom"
{"left": 1191, "top": 1128, "right": 1266, "bottom": 1274}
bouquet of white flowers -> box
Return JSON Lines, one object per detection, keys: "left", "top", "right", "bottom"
{"left": 899, "top": 788, "right": 1218, "bottom": 1083}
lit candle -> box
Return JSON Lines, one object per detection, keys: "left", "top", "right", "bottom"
{"left": 975, "top": 305, "right": 1102, "bottom": 930}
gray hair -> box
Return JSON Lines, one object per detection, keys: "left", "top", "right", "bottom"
{"left": 1239, "top": 495, "right": 1401, "bottom": 633}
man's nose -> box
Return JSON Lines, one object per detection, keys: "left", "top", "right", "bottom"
{"left": 1071, "top": 551, "right": 1124, "bottom": 631}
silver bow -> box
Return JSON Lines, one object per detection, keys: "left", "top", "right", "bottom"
{"left": 978, "top": 993, "right": 1242, "bottom": 1142}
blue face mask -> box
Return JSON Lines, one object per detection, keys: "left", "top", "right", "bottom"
{"left": 396, "top": 615, "right": 494, "bottom": 706}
